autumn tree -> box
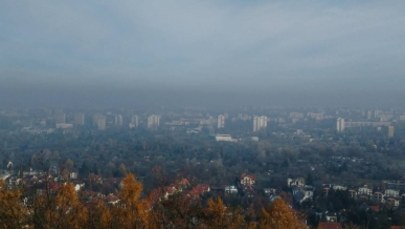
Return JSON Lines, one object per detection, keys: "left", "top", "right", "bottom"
{"left": 111, "top": 173, "right": 150, "bottom": 229}
{"left": 33, "top": 183, "right": 88, "bottom": 229}
{"left": 258, "top": 198, "right": 307, "bottom": 229}
{"left": 87, "top": 199, "right": 112, "bottom": 229}
{"left": 0, "top": 180, "right": 29, "bottom": 229}
{"left": 149, "top": 192, "right": 204, "bottom": 229}
{"left": 202, "top": 197, "right": 245, "bottom": 229}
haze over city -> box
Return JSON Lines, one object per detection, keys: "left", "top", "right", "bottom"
{"left": 3, "top": 1, "right": 405, "bottom": 229}
{"left": 1, "top": 0, "right": 405, "bottom": 107}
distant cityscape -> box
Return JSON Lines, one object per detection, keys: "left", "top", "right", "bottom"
{"left": 1, "top": 106, "right": 405, "bottom": 227}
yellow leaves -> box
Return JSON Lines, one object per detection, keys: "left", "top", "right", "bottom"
{"left": 88, "top": 199, "right": 112, "bottom": 229}
{"left": 33, "top": 183, "right": 88, "bottom": 229}
{"left": 259, "top": 198, "right": 307, "bottom": 229}
{"left": 1, "top": 174, "right": 309, "bottom": 229}
{"left": 54, "top": 183, "right": 88, "bottom": 229}
{"left": 120, "top": 173, "right": 143, "bottom": 205}
{"left": 0, "top": 180, "right": 29, "bottom": 229}
{"left": 204, "top": 197, "right": 245, "bottom": 229}
{"left": 112, "top": 173, "right": 150, "bottom": 229}
{"left": 207, "top": 197, "right": 227, "bottom": 217}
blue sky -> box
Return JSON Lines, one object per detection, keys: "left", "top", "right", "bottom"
{"left": 1, "top": 0, "right": 405, "bottom": 106}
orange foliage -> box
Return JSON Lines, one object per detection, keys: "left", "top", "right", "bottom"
{"left": 32, "top": 183, "right": 88, "bottom": 229}
{"left": 111, "top": 173, "right": 150, "bottom": 229}
{"left": 203, "top": 197, "right": 245, "bottom": 229}
{"left": 0, "top": 180, "right": 29, "bottom": 229}
{"left": 88, "top": 199, "right": 112, "bottom": 229}
{"left": 1, "top": 174, "right": 312, "bottom": 229}
{"left": 258, "top": 198, "right": 307, "bottom": 229}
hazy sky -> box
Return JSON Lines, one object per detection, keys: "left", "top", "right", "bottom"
{"left": 1, "top": 0, "right": 405, "bottom": 107}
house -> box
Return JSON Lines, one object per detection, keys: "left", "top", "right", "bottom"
{"left": 325, "top": 213, "right": 338, "bottom": 222}
{"left": 225, "top": 186, "right": 238, "bottom": 194}
{"left": 369, "top": 205, "right": 380, "bottom": 213}
{"left": 148, "top": 188, "right": 165, "bottom": 205}
{"left": 373, "top": 192, "right": 385, "bottom": 203}
{"left": 385, "top": 189, "right": 399, "bottom": 198}
{"left": 164, "top": 186, "right": 177, "bottom": 199}
{"left": 215, "top": 134, "right": 237, "bottom": 142}
{"left": 386, "top": 197, "right": 400, "bottom": 207}
{"left": 317, "top": 222, "right": 342, "bottom": 229}
{"left": 175, "top": 178, "right": 190, "bottom": 191}
{"left": 358, "top": 186, "right": 372, "bottom": 196}
{"left": 240, "top": 173, "right": 256, "bottom": 187}
{"left": 348, "top": 189, "right": 357, "bottom": 198}
{"left": 106, "top": 193, "right": 119, "bottom": 205}
{"left": 189, "top": 184, "right": 210, "bottom": 197}
{"left": 332, "top": 185, "right": 347, "bottom": 191}
{"left": 287, "top": 177, "right": 305, "bottom": 188}
{"left": 69, "top": 172, "right": 78, "bottom": 180}
{"left": 390, "top": 226, "right": 403, "bottom": 229}
{"left": 293, "top": 186, "right": 314, "bottom": 204}
{"left": 264, "top": 188, "right": 277, "bottom": 196}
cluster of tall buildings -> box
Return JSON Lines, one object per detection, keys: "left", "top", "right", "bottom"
{"left": 217, "top": 114, "right": 268, "bottom": 132}
{"left": 337, "top": 117, "right": 395, "bottom": 138}
{"left": 253, "top": 116, "right": 268, "bottom": 132}
{"left": 57, "top": 112, "right": 160, "bottom": 131}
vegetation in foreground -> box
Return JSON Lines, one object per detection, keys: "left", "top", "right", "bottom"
{"left": 0, "top": 173, "right": 307, "bottom": 229}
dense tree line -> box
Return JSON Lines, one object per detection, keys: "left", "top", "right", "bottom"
{"left": 0, "top": 173, "right": 307, "bottom": 229}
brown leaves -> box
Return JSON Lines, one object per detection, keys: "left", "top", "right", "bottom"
{"left": 33, "top": 183, "right": 88, "bottom": 229}
{"left": 258, "top": 198, "right": 307, "bottom": 229}
{"left": 1, "top": 174, "right": 310, "bottom": 229}
{"left": 203, "top": 197, "right": 245, "bottom": 229}
{"left": 111, "top": 173, "right": 150, "bottom": 229}
{"left": 0, "top": 180, "right": 29, "bottom": 229}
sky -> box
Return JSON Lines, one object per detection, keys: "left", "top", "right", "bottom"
{"left": 1, "top": 0, "right": 405, "bottom": 107}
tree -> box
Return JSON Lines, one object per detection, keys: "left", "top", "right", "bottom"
{"left": 0, "top": 180, "right": 29, "bottom": 228}
{"left": 149, "top": 192, "right": 202, "bottom": 229}
{"left": 87, "top": 199, "right": 112, "bottom": 229}
{"left": 258, "top": 198, "right": 307, "bottom": 229}
{"left": 111, "top": 173, "right": 150, "bottom": 229}
{"left": 33, "top": 183, "right": 88, "bottom": 229}
{"left": 203, "top": 197, "right": 245, "bottom": 229}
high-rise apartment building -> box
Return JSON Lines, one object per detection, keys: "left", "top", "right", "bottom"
{"left": 114, "top": 114, "right": 124, "bottom": 126}
{"left": 94, "top": 114, "right": 106, "bottom": 130}
{"left": 253, "top": 116, "right": 268, "bottom": 132}
{"left": 129, "top": 115, "right": 139, "bottom": 129}
{"left": 217, "top": 114, "right": 225, "bottom": 129}
{"left": 388, "top": 125, "right": 395, "bottom": 138}
{"left": 336, "top": 117, "right": 345, "bottom": 132}
{"left": 147, "top": 115, "right": 160, "bottom": 129}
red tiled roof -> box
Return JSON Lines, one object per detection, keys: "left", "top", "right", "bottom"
{"left": 148, "top": 188, "right": 164, "bottom": 205}
{"left": 48, "top": 182, "right": 61, "bottom": 191}
{"left": 369, "top": 205, "right": 380, "bottom": 212}
{"left": 240, "top": 173, "right": 256, "bottom": 180}
{"left": 317, "top": 222, "right": 343, "bottom": 229}
{"left": 177, "top": 178, "right": 190, "bottom": 187}
{"left": 189, "top": 184, "right": 210, "bottom": 197}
